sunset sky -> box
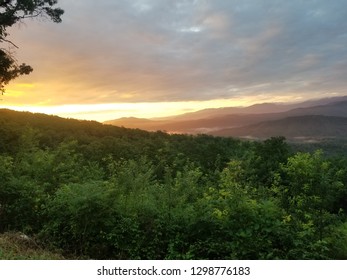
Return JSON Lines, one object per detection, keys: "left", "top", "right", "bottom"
{"left": 2, "top": 0, "right": 347, "bottom": 121}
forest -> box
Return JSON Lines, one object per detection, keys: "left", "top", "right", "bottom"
{"left": 0, "top": 109, "right": 347, "bottom": 259}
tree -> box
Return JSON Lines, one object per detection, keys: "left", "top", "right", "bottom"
{"left": 250, "top": 136, "right": 290, "bottom": 188}
{"left": 0, "top": 0, "right": 64, "bottom": 94}
{"left": 273, "top": 150, "right": 346, "bottom": 258}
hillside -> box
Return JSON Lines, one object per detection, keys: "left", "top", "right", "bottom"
{"left": 103, "top": 117, "right": 162, "bottom": 128}
{"left": 156, "top": 95, "right": 347, "bottom": 121}
{"left": 104, "top": 97, "right": 347, "bottom": 138}
{"left": 1, "top": 108, "right": 347, "bottom": 260}
{"left": 212, "top": 115, "right": 347, "bottom": 139}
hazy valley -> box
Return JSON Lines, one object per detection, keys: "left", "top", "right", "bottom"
{"left": 104, "top": 96, "right": 347, "bottom": 141}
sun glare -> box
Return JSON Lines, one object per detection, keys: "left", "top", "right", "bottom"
{"left": 1, "top": 94, "right": 303, "bottom": 122}
{"left": 1, "top": 98, "right": 247, "bottom": 122}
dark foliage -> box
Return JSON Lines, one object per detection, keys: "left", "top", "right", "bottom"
{"left": 1, "top": 109, "right": 346, "bottom": 259}
{"left": 0, "top": 0, "right": 63, "bottom": 93}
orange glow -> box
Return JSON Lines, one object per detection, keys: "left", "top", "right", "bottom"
{"left": 1, "top": 94, "right": 304, "bottom": 123}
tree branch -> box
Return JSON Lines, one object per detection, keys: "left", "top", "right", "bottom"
{"left": 0, "top": 37, "right": 19, "bottom": 48}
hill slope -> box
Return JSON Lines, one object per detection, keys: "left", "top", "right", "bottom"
{"left": 212, "top": 115, "right": 347, "bottom": 139}
{"left": 157, "top": 95, "right": 347, "bottom": 121}
{"left": 104, "top": 98, "right": 347, "bottom": 137}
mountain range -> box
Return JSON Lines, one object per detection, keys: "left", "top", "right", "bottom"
{"left": 104, "top": 95, "right": 347, "bottom": 140}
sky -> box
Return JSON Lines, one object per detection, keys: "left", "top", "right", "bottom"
{"left": 2, "top": 0, "right": 347, "bottom": 121}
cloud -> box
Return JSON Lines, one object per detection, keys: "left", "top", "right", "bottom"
{"left": 5, "top": 0, "right": 347, "bottom": 106}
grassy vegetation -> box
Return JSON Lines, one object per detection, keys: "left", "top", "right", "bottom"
{"left": 0, "top": 232, "right": 64, "bottom": 260}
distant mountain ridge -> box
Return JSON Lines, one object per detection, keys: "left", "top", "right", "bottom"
{"left": 155, "top": 95, "right": 347, "bottom": 120}
{"left": 104, "top": 95, "right": 347, "bottom": 139}
{"left": 211, "top": 115, "right": 347, "bottom": 139}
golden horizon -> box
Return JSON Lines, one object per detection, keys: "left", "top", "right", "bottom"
{"left": 1, "top": 94, "right": 310, "bottom": 123}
